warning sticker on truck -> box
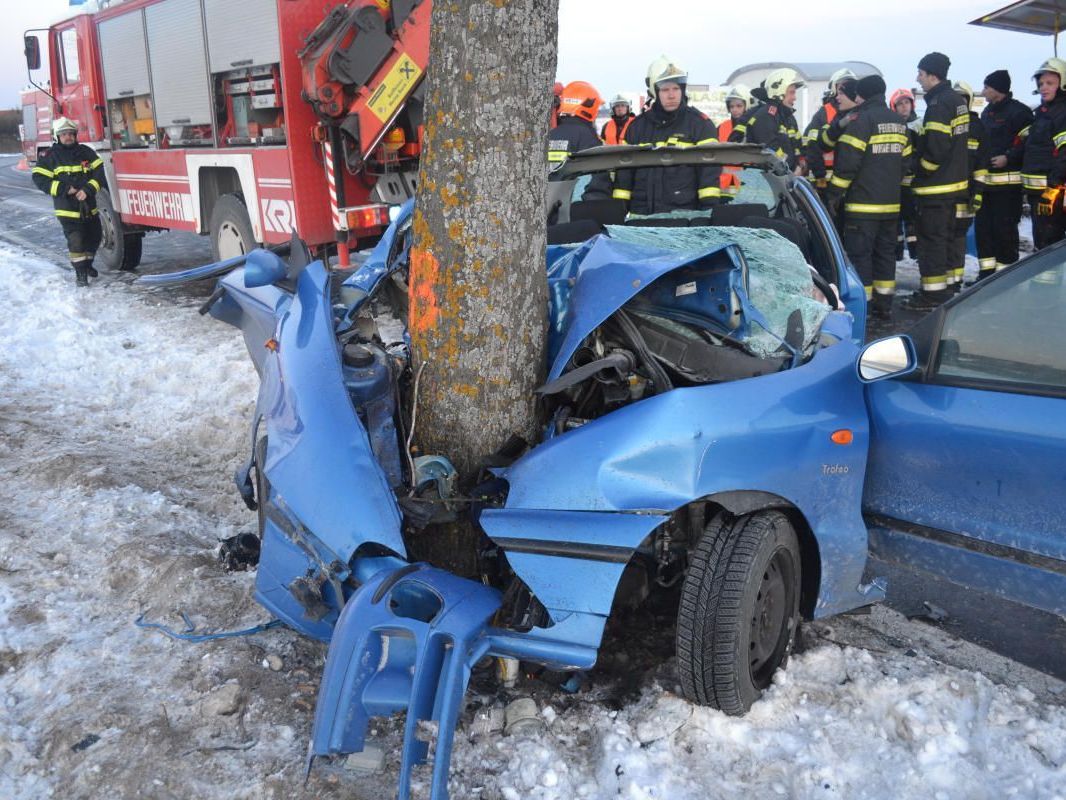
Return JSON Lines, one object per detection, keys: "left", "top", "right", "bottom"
{"left": 367, "top": 53, "right": 423, "bottom": 124}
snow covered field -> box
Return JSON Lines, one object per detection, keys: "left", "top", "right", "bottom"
{"left": 1, "top": 245, "right": 1064, "bottom": 799}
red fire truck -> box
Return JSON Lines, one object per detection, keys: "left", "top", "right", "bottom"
{"left": 23, "top": 0, "right": 429, "bottom": 270}
{"left": 18, "top": 87, "right": 53, "bottom": 164}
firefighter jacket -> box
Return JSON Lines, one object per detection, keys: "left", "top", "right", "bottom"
{"left": 732, "top": 99, "right": 802, "bottom": 170}
{"left": 547, "top": 116, "right": 602, "bottom": 165}
{"left": 912, "top": 81, "right": 970, "bottom": 201}
{"left": 979, "top": 94, "right": 1032, "bottom": 191}
{"left": 900, "top": 112, "right": 921, "bottom": 188}
{"left": 31, "top": 142, "right": 106, "bottom": 222}
{"left": 1015, "top": 91, "right": 1066, "bottom": 191}
{"left": 804, "top": 100, "right": 839, "bottom": 179}
{"left": 958, "top": 112, "right": 989, "bottom": 220}
{"left": 601, "top": 113, "right": 635, "bottom": 145}
{"left": 823, "top": 96, "right": 908, "bottom": 218}
{"left": 612, "top": 102, "right": 722, "bottom": 213}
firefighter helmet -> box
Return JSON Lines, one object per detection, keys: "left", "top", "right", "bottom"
{"left": 953, "top": 80, "right": 974, "bottom": 108}
{"left": 609, "top": 93, "right": 631, "bottom": 110}
{"left": 725, "top": 83, "right": 753, "bottom": 107}
{"left": 651, "top": 60, "right": 688, "bottom": 89}
{"left": 828, "top": 67, "right": 858, "bottom": 92}
{"left": 764, "top": 68, "right": 805, "bottom": 101}
{"left": 645, "top": 55, "right": 671, "bottom": 90}
{"left": 52, "top": 117, "right": 78, "bottom": 140}
{"left": 1033, "top": 57, "right": 1066, "bottom": 85}
{"left": 559, "top": 81, "right": 604, "bottom": 123}
{"left": 889, "top": 88, "right": 915, "bottom": 111}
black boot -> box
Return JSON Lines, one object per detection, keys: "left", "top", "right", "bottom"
{"left": 73, "top": 263, "right": 89, "bottom": 287}
{"left": 870, "top": 294, "right": 893, "bottom": 319}
{"left": 902, "top": 289, "right": 948, "bottom": 311}
{"left": 85, "top": 260, "right": 99, "bottom": 278}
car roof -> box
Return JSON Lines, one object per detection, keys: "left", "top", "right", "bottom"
{"left": 550, "top": 143, "right": 788, "bottom": 180}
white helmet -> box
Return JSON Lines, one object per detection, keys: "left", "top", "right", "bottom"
{"left": 1033, "top": 57, "right": 1066, "bottom": 85}
{"left": 828, "top": 67, "right": 858, "bottom": 92}
{"left": 52, "top": 117, "right": 78, "bottom": 140}
{"left": 645, "top": 55, "right": 671, "bottom": 90}
{"left": 609, "top": 93, "right": 631, "bottom": 109}
{"left": 651, "top": 59, "right": 688, "bottom": 88}
{"left": 764, "top": 67, "right": 805, "bottom": 101}
{"left": 725, "top": 83, "right": 753, "bottom": 107}
{"left": 953, "top": 79, "right": 974, "bottom": 108}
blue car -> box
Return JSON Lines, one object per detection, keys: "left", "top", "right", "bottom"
{"left": 141, "top": 145, "right": 1064, "bottom": 800}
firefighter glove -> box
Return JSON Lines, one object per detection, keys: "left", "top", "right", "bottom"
{"left": 814, "top": 177, "right": 828, "bottom": 189}
{"left": 1037, "top": 186, "right": 1063, "bottom": 216}
{"left": 971, "top": 193, "right": 983, "bottom": 212}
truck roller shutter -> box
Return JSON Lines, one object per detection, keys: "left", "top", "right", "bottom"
{"left": 145, "top": 0, "right": 212, "bottom": 128}
{"left": 204, "top": 0, "right": 280, "bottom": 72}
{"left": 98, "top": 12, "right": 151, "bottom": 99}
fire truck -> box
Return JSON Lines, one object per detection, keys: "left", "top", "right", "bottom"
{"left": 18, "top": 87, "right": 53, "bottom": 164}
{"left": 23, "top": 0, "right": 429, "bottom": 270}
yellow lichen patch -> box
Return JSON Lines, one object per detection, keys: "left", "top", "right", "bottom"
{"left": 454, "top": 383, "right": 479, "bottom": 399}
{"left": 440, "top": 186, "right": 461, "bottom": 208}
{"left": 447, "top": 220, "right": 465, "bottom": 242}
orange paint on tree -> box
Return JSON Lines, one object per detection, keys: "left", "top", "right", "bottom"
{"left": 409, "top": 246, "right": 441, "bottom": 336}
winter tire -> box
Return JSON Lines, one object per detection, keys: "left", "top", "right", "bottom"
{"left": 210, "top": 193, "right": 258, "bottom": 262}
{"left": 95, "top": 187, "right": 141, "bottom": 270}
{"left": 676, "top": 510, "right": 801, "bottom": 715}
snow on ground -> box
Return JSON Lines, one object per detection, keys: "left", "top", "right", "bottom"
{"left": 1, "top": 245, "right": 1065, "bottom": 800}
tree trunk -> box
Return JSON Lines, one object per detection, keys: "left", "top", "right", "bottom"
{"left": 409, "top": 0, "right": 557, "bottom": 484}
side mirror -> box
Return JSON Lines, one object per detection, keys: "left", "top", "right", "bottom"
{"left": 857, "top": 334, "right": 917, "bottom": 382}
{"left": 244, "top": 248, "right": 288, "bottom": 288}
{"left": 24, "top": 35, "right": 41, "bottom": 72}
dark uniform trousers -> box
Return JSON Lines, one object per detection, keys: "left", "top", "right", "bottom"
{"left": 916, "top": 201, "right": 955, "bottom": 292}
{"left": 61, "top": 218, "right": 103, "bottom": 264}
{"left": 843, "top": 217, "right": 898, "bottom": 296}
{"left": 896, "top": 189, "right": 918, "bottom": 260}
{"left": 1028, "top": 191, "right": 1066, "bottom": 250}
{"left": 974, "top": 189, "right": 1022, "bottom": 275}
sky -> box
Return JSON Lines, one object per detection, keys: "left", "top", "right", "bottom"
{"left": 0, "top": 0, "right": 1054, "bottom": 109}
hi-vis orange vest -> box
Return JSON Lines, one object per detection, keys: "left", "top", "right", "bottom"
{"left": 602, "top": 116, "right": 634, "bottom": 145}
{"left": 823, "top": 102, "right": 838, "bottom": 169}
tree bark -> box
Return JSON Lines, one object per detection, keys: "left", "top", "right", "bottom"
{"left": 409, "top": 0, "right": 557, "bottom": 484}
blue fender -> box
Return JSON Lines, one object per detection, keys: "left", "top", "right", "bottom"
{"left": 491, "top": 321, "right": 879, "bottom": 621}
{"left": 243, "top": 261, "right": 406, "bottom": 638}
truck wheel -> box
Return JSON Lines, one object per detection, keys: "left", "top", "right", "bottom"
{"left": 95, "top": 187, "right": 129, "bottom": 270}
{"left": 122, "top": 233, "right": 143, "bottom": 269}
{"left": 210, "top": 194, "right": 258, "bottom": 261}
{"left": 676, "top": 510, "right": 801, "bottom": 715}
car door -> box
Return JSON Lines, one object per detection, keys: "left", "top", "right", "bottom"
{"left": 862, "top": 246, "right": 1066, "bottom": 615}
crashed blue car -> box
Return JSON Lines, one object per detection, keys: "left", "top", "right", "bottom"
{"left": 142, "top": 144, "right": 1065, "bottom": 799}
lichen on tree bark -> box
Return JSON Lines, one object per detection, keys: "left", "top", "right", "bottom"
{"left": 409, "top": 0, "right": 558, "bottom": 484}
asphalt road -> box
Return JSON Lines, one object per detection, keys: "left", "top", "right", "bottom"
{"left": 2, "top": 153, "right": 1061, "bottom": 682}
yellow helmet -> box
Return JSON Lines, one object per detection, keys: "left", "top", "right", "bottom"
{"left": 764, "top": 68, "right": 805, "bottom": 101}
{"left": 646, "top": 55, "right": 671, "bottom": 90}
{"left": 1034, "top": 57, "right": 1066, "bottom": 85}
{"left": 651, "top": 59, "right": 688, "bottom": 88}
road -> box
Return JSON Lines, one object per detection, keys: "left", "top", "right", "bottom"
{"left": 1, "top": 153, "right": 1062, "bottom": 683}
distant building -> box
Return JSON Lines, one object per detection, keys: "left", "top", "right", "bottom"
{"left": 724, "top": 61, "right": 882, "bottom": 128}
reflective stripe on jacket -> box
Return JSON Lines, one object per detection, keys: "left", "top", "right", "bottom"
{"left": 912, "top": 81, "right": 970, "bottom": 200}
{"left": 980, "top": 94, "right": 1032, "bottom": 190}
{"left": 1017, "top": 92, "right": 1066, "bottom": 191}
{"left": 824, "top": 96, "right": 907, "bottom": 218}
{"left": 739, "top": 99, "right": 802, "bottom": 170}
{"left": 31, "top": 142, "right": 107, "bottom": 221}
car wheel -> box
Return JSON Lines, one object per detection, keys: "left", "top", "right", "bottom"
{"left": 676, "top": 510, "right": 801, "bottom": 715}
{"left": 210, "top": 194, "right": 258, "bottom": 262}
{"left": 94, "top": 189, "right": 143, "bottom": 271}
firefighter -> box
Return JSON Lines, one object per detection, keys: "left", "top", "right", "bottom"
{"left": 948, "top": 80, "right": 989, "bottom": 290}
{"left": 601, "top": 95, "right": 635, "bottom": 145}
{"left": 547, "top": 81, "right": 610, "bottom": 204}
{"left": 31, "top": 117, "right": 108, "bottom": 287}
{"left": 907, "top": 52, "right": 970, "bottom": 310}
{"left": 612, "top": 60, "right": 722, "bottom": 214}
{"left": 644, "top": 55, "right": 671, "bottom": 108}
{"left": 804, "top": 68, "right": 858, "bottom": 196}
{"left": 821, "top": 75, "right": 908, "bottom": 319}
{"left": 550, "top": 81, "right": 563, "bottom": 129}
{"left": 976, "top": 70, "right": 1032, "bottom": 280}
{"left": 718, "top": 84, "right": 752, "bottom": 142}
{"left": 891, "top": 88, "right": 920, "bottom": 260}
{"left": 732, "top": 68, "right": 805, "bottom": 173}
{"left": 718, "top": 85, "right": 752, "bottom": 199}
{"left": 1015, "top": 58, "right": 1066, "bottom": 251}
